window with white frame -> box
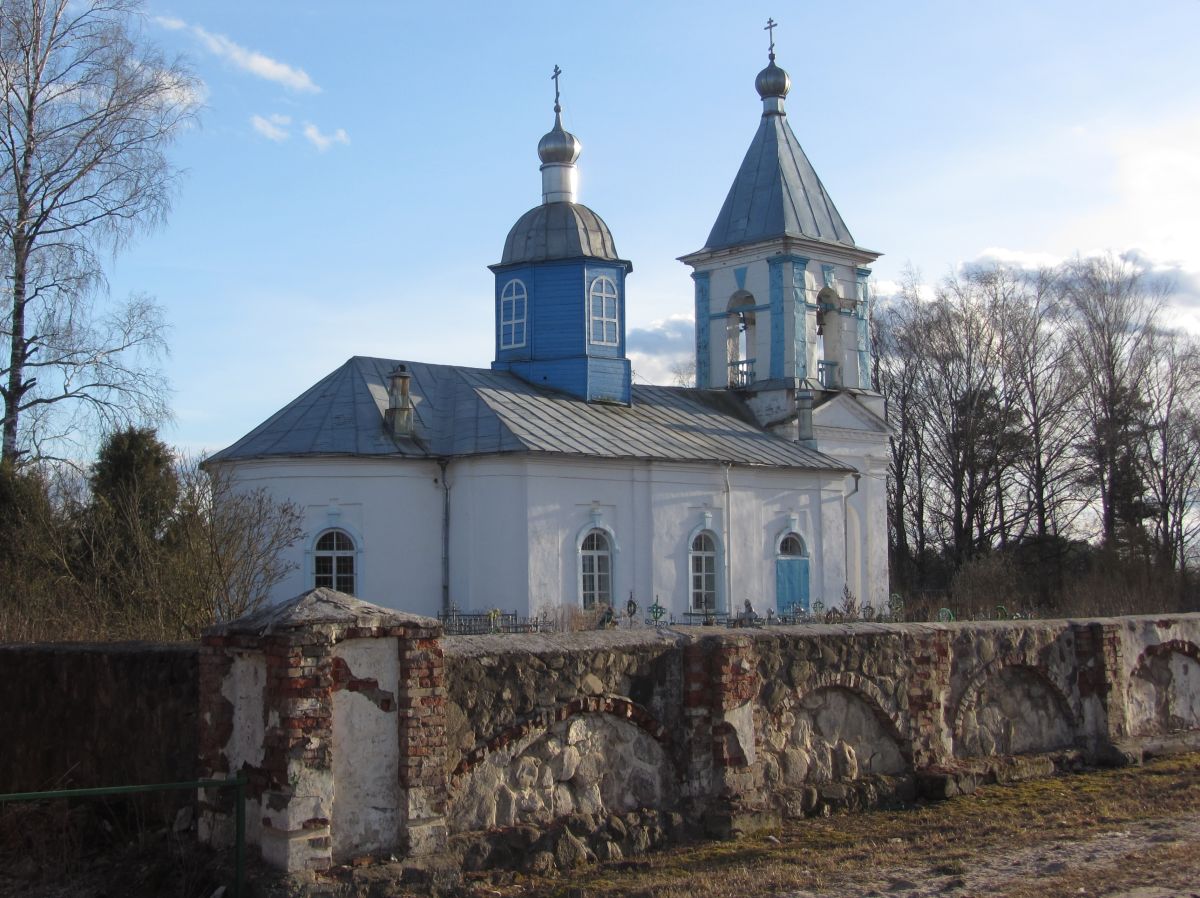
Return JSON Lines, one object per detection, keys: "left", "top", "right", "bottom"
{"left": 588, "top": 275, "right": 619, "bottom": 346}
{"left": 580, "top": 529, "right": 612, "bottom": 609}
{"left": 500, "top": 279, "right": 527, "bottom": 348}
{"left": 314, "top": 529, "right": 356, "bottom": 594}
{"left": 690, "top": 532, "right": 718, "bottom": 612}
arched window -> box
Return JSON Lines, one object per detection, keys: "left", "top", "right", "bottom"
{"left": 588, "top": 276, "right": 619, "bottom": 346}
{"left": 580, "top": 529, "right": 612, "bottom": 608}
{"left": 314, "top": 529, "right": 356, "bottom": 594}
{"left": 690, "top": 532, "right": 718, "bottom": 612}
{"left": 500, "top": 279, "right": 527, "bottom": 348}
{"left": 779, "top": 533, "right": 805, "bottom": 556}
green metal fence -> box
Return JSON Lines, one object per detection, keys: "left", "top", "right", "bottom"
{"left": 0, "top": 771, "right": 246, "bottom": 897}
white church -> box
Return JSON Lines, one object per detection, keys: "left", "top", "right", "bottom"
{"left": 208, "top": 41, "right": 890, "bottom": 621}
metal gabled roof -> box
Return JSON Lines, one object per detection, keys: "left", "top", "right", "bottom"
{"left": 208, "top": 356, "right": 851, "bottom": 473}
{"left": 704, "top": 112, "right": 854, "bottom": 252}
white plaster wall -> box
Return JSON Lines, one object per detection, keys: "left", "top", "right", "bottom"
{"left": 449, "top": 458, "right": 530, "bottom": 612}
{"left": 332, "top": 638, "right": 401, "bottom": 861}
{"left": 452, "top": 456, "right": 836, "bottom": 619}
{"left": 812, "top": 402, "right": 892, "bottom": 609}
{"left": 216, "top": 652, "right": 266, "bottom": 845}
{"left": 218, "top": 447, "right": 877, "bottom": 620}
{"left": 219, "top": 458, "right": 444, "bottom": 614}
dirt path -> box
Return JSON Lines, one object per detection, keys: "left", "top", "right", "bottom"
{"left": 776, "top": 812, "right": 1200, "bottom": 898}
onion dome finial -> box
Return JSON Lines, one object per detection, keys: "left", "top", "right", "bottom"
{"left": 538, "top": 64, "right": 582, "bottom": 165}
{"left": 755, "top": 18, "right": 791, "bottom": 114}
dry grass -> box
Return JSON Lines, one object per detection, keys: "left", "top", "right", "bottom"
{"left": 458, "top": 752, "right": 1200, "bottom": 898}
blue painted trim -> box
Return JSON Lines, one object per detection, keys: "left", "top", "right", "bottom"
{"left": 693, "top": 272, "right": 711, "bottom": 388}
{"left": 821, "top": 264, "right": 837, "bottom": 290}
{"left": 734, "top": 266, "right": 748, "bottom": 291}
{"left": 792, "top": 262, "right": 808, "bottom": 381}
{"left": 854, "top": 270, "right": 871, "bottom": 387}
{"left": 768, "top": 258, "right": 785, "bottom": 380}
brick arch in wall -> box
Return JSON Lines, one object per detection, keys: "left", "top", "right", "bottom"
{"left": 1131, "top": 639, "right": 1200, "bottom": 678}
{"left": 951, "top": 657, "right": 1081, "bottom": 746}
{"left": 792, "top": 672, "right": 914, "bottom": 767}
{"left": 450, "top": 694, "right": 675, "bottom": 778}
{"left": 1128, "top": 639, "right": 1200, "bottom": 736}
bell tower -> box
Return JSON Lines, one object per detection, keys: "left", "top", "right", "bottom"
{"left": 679, "top": 24, "right": 881, "bottom": 435}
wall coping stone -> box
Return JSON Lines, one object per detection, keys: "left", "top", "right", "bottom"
{"left": 441, "top": 613, "right": 1200, "bottom": 659}
{"left": 204, "top": 588, "right": 439, "bottom": 638}
{"left": 442, "top": 628, "right": 688, "bottom": 658}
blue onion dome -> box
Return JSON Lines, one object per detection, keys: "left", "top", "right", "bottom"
{"left": 755, "top": 54, "right": 791, "bottom": 99}
{"left": 537, "top": 111, "right": 582, "bottom": 164}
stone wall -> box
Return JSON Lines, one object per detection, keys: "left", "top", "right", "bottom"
{"left": 442, "top": 630, "right": 684, "bottom": 835}
{"left": 196, "top": 595, "right": 1200, "bottom": 874}
{"left": 0, "top": 642, "right": 198, "bottom": 817}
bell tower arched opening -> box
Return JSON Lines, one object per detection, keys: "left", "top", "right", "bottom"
{"left": 726, "top": 292, "right": 757, "bottom": 388}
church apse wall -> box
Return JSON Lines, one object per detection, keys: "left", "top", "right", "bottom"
{"left": 195, "top": 590, "right": 1200, "bottom": 874}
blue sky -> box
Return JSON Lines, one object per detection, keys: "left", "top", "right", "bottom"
{"left": 106, "top": 1, "right": 1200, "bottom": 454}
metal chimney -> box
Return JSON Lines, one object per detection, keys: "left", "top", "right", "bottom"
{"left": 796, "top": 388, "right": 815, "bottom": 448}
{"left": 385, "top": 364, "right": 414, "bottom": 437}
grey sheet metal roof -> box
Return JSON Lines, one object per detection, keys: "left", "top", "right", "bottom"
{"left": 207, "top": 356, "right": 851, "bottom": 472}
{"left": 500, "top": 202, "right": 621, "bottom": 265}
{"left": 704, "top": 113, "right": 854, "bottom": 251}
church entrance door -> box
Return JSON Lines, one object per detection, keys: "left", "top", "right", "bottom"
{"left": 775, "top": 556, "right": 809, "bottom": 614}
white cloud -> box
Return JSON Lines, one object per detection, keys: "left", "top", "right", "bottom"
{"left": 973, "top": 247, "right": 1064, "bottom": 271}
{"left": 250, "top": 113, "right": 291, "bottom": 142}
{"left": 627, "top": 315, "right": 695, "bottom": 385}
{"left": 159, "top": 17, "right": 319, "bottom": 93}
{"left": 303, "top": 123, "right": 349, "bottom": 152}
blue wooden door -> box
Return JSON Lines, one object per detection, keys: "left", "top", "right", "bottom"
{"left": 775, "top": 557, "right": 810, "bottom": 613}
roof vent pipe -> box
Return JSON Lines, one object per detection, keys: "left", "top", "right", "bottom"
{"left": 796, "top": 388, "right": 815, "bottom": 448}
{"left": 385, "top": 364, "right": 414, "bottom": 437}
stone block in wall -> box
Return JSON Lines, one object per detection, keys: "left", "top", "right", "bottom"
{"left": 197, "top": 588, "right": 447, "bottom": 873}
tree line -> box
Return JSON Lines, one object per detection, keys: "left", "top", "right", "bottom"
{"left": 0, "top": 427, "right": 301, "bottom": 642}
{"left": 874, "top": 254, "right": 1200, "bottom": 618}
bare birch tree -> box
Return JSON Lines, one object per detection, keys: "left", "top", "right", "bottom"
{"left": 1139, "top": 329, "right": 1200, "bottom": 574}
{"left": 0, "top": 0, "right": 199, "bottom": 464}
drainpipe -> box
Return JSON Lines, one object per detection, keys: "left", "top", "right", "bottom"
{"left": 843, "top": 472, "right": 861, "bottom": 592}
{"left": 723, "top": 463, "right": 733, "bottom": 614}
{"left": 438, "top": 458, "right": 451, "bottom": 616}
